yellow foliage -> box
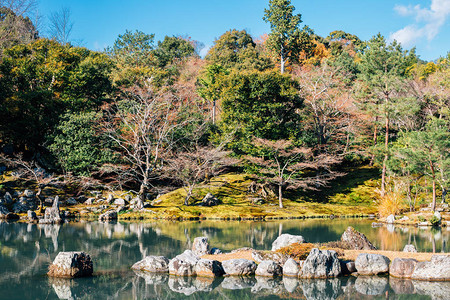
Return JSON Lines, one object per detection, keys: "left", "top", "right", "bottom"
{"left": 377, "top": 191, "right": 406, "bottom": 217}
{"left": 276, "top": 243, "right": 315, "bottom": 261}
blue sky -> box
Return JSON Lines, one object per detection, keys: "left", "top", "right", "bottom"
{"left": 37, "top": 0, "right": 450, "bottom": 61}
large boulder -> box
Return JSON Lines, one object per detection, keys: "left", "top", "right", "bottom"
{"left": 271, "top": 234, "right": 305, "bottom": 251}
{"left": 47, "top": 252, "right": 93, "bottom": 278}
{"left": 411, "top": 255, "right": 450, "bottom": 281}
{"left": 340, "top": 226, "right": 377, "bottom": 250}
{"left": 192, "top": 236, "right": 209, "bottom": 256}
{"left": 355, "top": 253, "right": 390, "bottom": 275}
{"left": 98, "top": 210, "right": 117, "bottom": 221}
{"left": 221, "top": 259, "right": 257, "bottom": 276}
{"left": 27, "top": 210, "right": 37, "bottom": 222}
{"left": 283, "top": 258, "right": 300, "bottom": 277}
{"left": 389, "top": 258, "right": 418, "bottom": 278}
{"left": 131, "top": 255, "right": 169, "bottom": 273}
{"left": 42, "top": 196, "right": 62, "bottom": 224}
{"left": 255, "top": 260, "right": 282, "bottom": 277}
{"left": 300, "top": 248, "right": 341, "bottom": 279}
{"left": 201, "top": 193, "right": 221, "bottom": 207}
{"left": 194, "top": 259, "right": 225, "bottom": 277}
{"left": 169, "top": 250, "right": 200, "bottom": 276}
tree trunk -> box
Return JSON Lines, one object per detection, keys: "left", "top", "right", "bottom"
{"left": 381, "top": 100, "right": 389, "bottom": 197}
{"left": 278, "top": 184, "right": 283, "bottom": 208}
{"left": 280, "top": 47, "right": 285, "bottom": 74}
{"left": 184, "top": 185, "right": 194, "bottom": 206}
{"left": 137, "top": 182, "right": 146, "bottom": 210}
{"left": 369, "top": 117, "right": 378, "bottom": 166}
{"left": 432, "top": 179, "right": 436, "bottom": 212}
{"left": 212, "top": 100, "right": 216, "bottom": 124}
{"left": 36, "top": 186, "right": 43, "bottom": 213}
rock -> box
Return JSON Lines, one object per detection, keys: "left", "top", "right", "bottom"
{"left": 411, "top": 255, "right": 450, "bottom": 281}
{"left": 131, "top": 256, "right": 169, "bottom": 273}
{"left": 283, "top": 276, "right": 299, "bottom": 293}
{"left": 300, "top": 248, "right": 341, "bottom": 279}
{"left": 3, "top": 192, "right": 13, "bottom": 204}
{"left": 194, "top": 259, "right": 225, "bottom": 277}
{"left": 133, "top": 270, "right": 168, "bottom": 285}
{"left": 251, "top": 250, "right": 289, "bottom": 265}
{"left": 389, "top": 258, "right": 418, "bottom": 278}
{"left": 355, "top": 276, "right": 389, "bottom": 295}
{"left": 201, "top": 193, "right": 221, "bottom": 207}
{"left": 169, "top": 250, "right": 200, "bottom": 276}
{"left": 403, "top": 244, "right": 418, "bottom": 253}
{"left": 65, "top": 198, "right": 77, "bottom": 206}
{"left": 84, "top": 198, "right": 94, "bottom": 205}
{"left": 125, "top": 194, "right": 132, "bottom": 202}
{"left": 116, "top": 206, "right": 127, "bottom": 213}
{"left": 168, "top": 276, "right": 197, "bottom": 295}
{"left": 413, "top": 280, "right": 450, "bottom": 300}
{"left": 434, "top": 211, "right": 442, "bottom": 221}
{"left": 47, "top": 252, "right": 93, "bottom": 278}
{"left": 0, "top": 204, "right": 10, "bottom": 217}
{"left": 42, "top": 196, "right": 62, "bottom": 224}
{"left": 283, "top": 258, "right": 300, "bottom": 277}
{"left": 113, "top": 198, "right": 126, "bottom": 205}
{"left": 355, "top": 253, "right": 390, "bottom": 275}
{"left": 340, "top": 226, "right": 377, "bottom": 250}
{"left": 23, "top": 189, "right": 34, "bottom": 198}
{"left": 300, "top": 278, "right": 342, "bottom": 300}
{"left": 251, "top": 276, "right": 283, "bottom": 294}
{"left": 98, "top": 210, "right": 117, "bottom": 221}
{"left": 106, "top": 194, "right": 114, "bottom": 204}
{"left": 386, "top": 214, "right": 395, "bottom": 224}
{"left": 418, "top": 221, "right": 429, "bottom": 226}
{"left": 27, "top": 210, "right": 37, "bottom": 221}
{"left": 255, "top": 260, "right": 282, "bottom": 277}
{"left": 271, "top": 234, "right": 306, "bottom": 251}
{"left": 340, "top": 260, "right": 356, "bottom": 275}
{"left": 192, "top": 236, "right": 209, "bottom": 256}
{"left": 221, "top": 276, "right": 256, "bottom": 290}
{"left": 12, "top": 200, "right": 31, "bottom": 213}
{"left": 210, "top": 247, "right": 222, "bottom": 255}
{"left": 221, "top": 259, "right": 257, "bottom": 276}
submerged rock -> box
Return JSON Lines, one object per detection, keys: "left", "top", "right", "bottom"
{"left": 131, "top": 256, "right": 169, "bottom": 273}
{"left": 355, "top": 253, "right": 390, "bottom": 275}
{"left": 340, "top": 226, "right": 376, "bottom": 250}
{"left": 255, "top": 260, "right": 282, "bottom": 277}
{"left": 271, "top": 234, "right": 305, "bottom": 251}
{"left": 411, "top": 255, "right": 450, "bottom": 281}
{"left": 300, "top": 248, "right": 341, "bottom": 279}
{"left": 221, "top": 259, "right": 257, "bottom": 276}
{"left": 192, "top": 236, "right": 209, "bottom": 256}
{"left": 389, "top": 258, "right": 418, "bottom": 278}
{"left": 47, "top": 252, "right": 93, "bottom": 278}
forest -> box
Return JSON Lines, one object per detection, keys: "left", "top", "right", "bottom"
{"left": 0, "top": 0, "right": 449, "bottom": 218}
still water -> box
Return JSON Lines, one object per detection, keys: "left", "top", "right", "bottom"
{"left": 0, "top": 219, "right": 449, "bottom": 299}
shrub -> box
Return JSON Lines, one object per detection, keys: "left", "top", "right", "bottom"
{"left": 418, "top": 215, "right": 426, "bottom": 222}
{"left": 430, "top": 215, "right": 440, "bottom": 226}
{"left": 377, "top": 191, "right": 406, "bottom": 217}
{"left": 276, "top": 243, "right": 314, "bottom": 261}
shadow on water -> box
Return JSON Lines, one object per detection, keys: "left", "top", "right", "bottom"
{"left": 0, "top": 219, "right": 448, "bottom": 299}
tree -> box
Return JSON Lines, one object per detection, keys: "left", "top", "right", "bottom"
{"left": 0, "top": 6, "right": 38, "bottom": 52}
{"left": 246, "top": 138, "right": 342, "bottom": 208}
{"left": 154, "top": 35, "right": 195, "bottom": 68}
{"left": 358, "top": 34, "right": 417, "bottom": 195}
{"left": 206, "top": 29, "right": 272, "bottom": 71}
{"left": 103, "top": 86, "right": 185, "bottom": 209}
{"left": 263, "top": 0, "right": 303, "bottom": 73}
{"left": 48, "top": 7, "right": 73, "bottom": 44}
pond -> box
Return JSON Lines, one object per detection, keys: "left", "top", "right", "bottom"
{"left": 0, "top": 219, "right": 449, "bottom": 299}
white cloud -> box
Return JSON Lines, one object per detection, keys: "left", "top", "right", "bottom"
{"left": 390, "top": 0, "right": 450, "bottom": 47}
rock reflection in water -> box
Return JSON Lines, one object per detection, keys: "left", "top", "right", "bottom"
{"left": 251, "top": 276, "right": 283, "bottom": 294}
{"left": 355, "top": 276, "right": 389, "bottom": 295}
{"left": 300, "top": 278, "right": 342, "bottom": 300}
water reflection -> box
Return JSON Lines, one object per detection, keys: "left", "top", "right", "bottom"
{"left": 0, "top": 219, "right": 449, "bottom": 299}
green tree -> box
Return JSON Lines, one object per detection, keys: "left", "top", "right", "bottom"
{"left": 154, "top": 35, "right": 195, "bottom": 68}
{"left": 358, "top": 34, "right": 417, "bottom": 195}
{"left": 206, "top": 29, "right": 272, "bottom": 71}
{"left": 263, "top": 0, "right": 303, "bottom": 73}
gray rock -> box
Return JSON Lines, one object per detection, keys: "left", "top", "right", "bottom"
{"left": 131, "top": 255, "right": 169, "bottom": 273}
{"left": 98, "top": 210, "right": 117, "bottom": 221}
{"left": 0, "top": 204, "right": 10, "bottom": 217}
{"left": 221, "top": 259, "right": 257, "bottom": 276}
{"left": 403, "top": 244, "right": 418, "bottom": 253}
{"left": 389, "top": 258, "right": 418, "bottom": 278}
{"left": 23, "top": 189, "right": 34, "bottom": 198}
{"left": 341, "top": 226, "right": 377, "bottom": 250}
{"left": 42, "top": 196, "right": 62, "bottom": 224}
{"left": 340, "top": 260, "right": 356, "bottom": 274}
{"left": 210, "top": 247, "right": 222, "bottom": 255}
{"left": 106, "top": 194, "right": 114, "bottom": 204}
{"left": 27, "top": 210, "right": 37, "bottom": 221}
{"left": 125, "top": 194, "right": 132, "bottom": 202}
{"left": 194, "top": 259, "right": 225, "bottom": 277}
{"left": 12, "top": 200, "right": 31, "bottom": 213}
{"left": 201, "top": 193, "right": 221, "bottom": 207}
{"left": 3, "top": 192, "right": 13, "bottom": 204}
{"left": 192, "top": 236, "right": 209, "bottom": 256}
{"left": 113, "top": 198, "right": 126, "bottom": 205}
{"left": 255, "top": 260, "right": 282, "bottom": 277}
{"left": 411, "top": 255, "right": 450, "bottom": 281}
{"left": 169, "top": 250, "right": 200, "bottom": 276}
{"left": 386, "top": 214, "right": 395, "bottom": 224}
{"left": 84, "top": 198, "right": 95, "bottom": 205}
{"left": 271, "top": 234, "right": 306, "bottom": 251}
{"left": 300, "top": 248, "right": 341, "bottom": 279}
{"left": 355, "top": 253, "right": 390, "bottom": 275}
{"left": 355, "top": 276, "right": 389, "bottom": 295}
{"left": 283, "top": 258, "right": 300, "bottom": 277}
{"left": 65, "top": 198, "right": 77, "bottom": 206}
{"left": 47, "top": 252, "right": 93, "bottom": 278}
{"left": 434, "top": 211, "right": 442, "bottom": 221}
{"left": 221, "top": 276, "right": 256, "bottom": 290}
{"left": 252, "top": 250, "right": 288, "bottom": 265}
